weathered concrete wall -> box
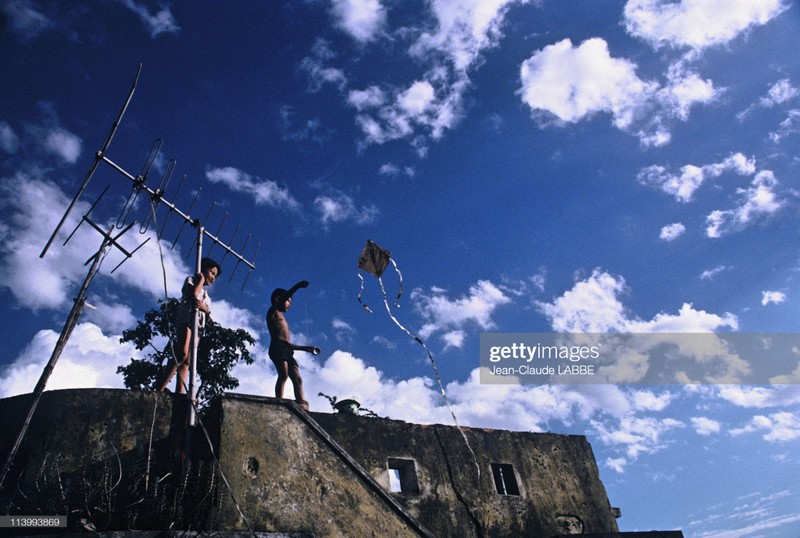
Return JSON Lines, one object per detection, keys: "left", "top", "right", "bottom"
{"left": 0, "top": 389, "right": 201, "bottom": 531}
{"left": 0, "top": 389, "right": 179, "bottom": 479}
{"left": 209, "top": 394, "right": 433, "bottom": 537}
{"left": 311, "top": 411, "right": 620, "bottom": 537}
{"left": 0, "top": 390, "right": 677, "bottom": 538}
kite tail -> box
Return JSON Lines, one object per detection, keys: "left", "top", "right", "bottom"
{"left": 377, "top": 275, "right": 481, "bottom": 479}
{"left": 389, "top": 258, "right": 404, "bottom": 307}
{"left": 357, "top": 272, "right": 373, "bottom": 313}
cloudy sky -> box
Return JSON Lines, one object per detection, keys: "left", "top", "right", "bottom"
{"left": 1, "top": 0, "right": 799, "bottom": 535}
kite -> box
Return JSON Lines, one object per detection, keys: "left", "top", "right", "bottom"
{"left": 356, "top": 239, "right": 479, "bottom": 477}
{"left": 356, "top": 239, "right": 403, "bottom": 312}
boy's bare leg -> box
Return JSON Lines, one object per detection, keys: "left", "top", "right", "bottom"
{"left": 288, "top": 364, "right": 307, "bottom": 409}
{"left": 175, "top": 362, "right": 188, "bottom": 395}
{"left": 159, "top": 326, "right": 191, "bottom": 393}
{"left": 274, "top": 361, "right": 289, "bottom": 398}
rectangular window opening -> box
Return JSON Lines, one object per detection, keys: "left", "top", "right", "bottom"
{"left": 387, "top": 458, "right": 419, "bottom": 494}
{"left": 491, "top": 463, "right": 520, "bottom": 496}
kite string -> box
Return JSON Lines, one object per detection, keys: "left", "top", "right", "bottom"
{"left": 376, "top": 275, "right": 481, "bottom": 479}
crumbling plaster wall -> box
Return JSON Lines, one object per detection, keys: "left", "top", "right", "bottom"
{"left": 210, "top": 394, "right": 432, "bottom": 537}
{"left": 1, "top": 389, "right": 624, "bottom": 537}
{"left": 311, "top": 411, "right": 620, "bottom": 537}
{"left": 0, "top": 389, "right": 177, "bottom": 479}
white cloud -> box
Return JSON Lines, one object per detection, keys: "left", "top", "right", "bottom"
{"left": 632, "top": 390, "right": 673, "bottom": 412}
{"left": 0, "top": 121, "right": 20, "bottom": 153}
{"left": 332, "top": 317, "right": 357, "bottom": 342}
{"left": 606, "top": 457, "right": 627, "bottom": 473}
{"left": 398, "top": 81, "right": 436, "bottom": 116}
{"left": 300, "top": 60, "right": 347, "bottom": 94}
{"left": 115, "top": 0, "right": 180, "bottom": 38}
{"left": 412, "top": 280, "right": 512, "bottom": 340}
{"left": 706, "top": 170, "right": 783, "bottom": 238}
{"left": 278, "top": 105, "right": 327, "bottom": 144}
{"left": 718, "top": 385, "right": 800, "bottom": 408}
{"left": 519, "top": 38, "right": 656, "bottom": 129}
{"left": 0, "top": 169, "right": 205, "bottom": 321}
{"left": 760, "top": 78, "right": 799, "bottom": 107}
{"left": 591, "top": 414, "right": 683, "bottom": 460}
{"left": 730, "top": 411, "right": 800, "bottom": 442}
{"left": 638, "top": 152, "right": 756, "bottom": 203}
{"left": 206, "top": 166, "right": 301, "bottom": 211}
{"left": 696, "top": 513, "right": 800, "bottom": 538}
{"left": 351, "top": 77, "right": 468, "bottom": 152}
{"left": 769, "top": 109, "right": 800, "bottom": 143}
{"left": 410, "top": 0, "right": 529, "bottom": 72}
{"left": 330, "top": 0, "right": 387, "bottom": 43}
{"left": 739, "top": 79, "right": 800, "bottom": 121}
{"left": 17, "top": 104, "right": 88, "bottom": 165}
{"left": 0, "top": 323, "right": 134, "bottom": 398}
{"left": 351, "top": 0, "right": 527, "bottom": 150}
{"left": 0, "top": 173, "right": 100, "bottom": 310}
{"left": 347, "top": 86, "right": 387, "bottom": 111}
{"left": 313, "top": 191, "right": 379, "bottom": 226}
{"left": 761, "top": 290, "right": 786, "bottom": 306}
{"left": 233, "top": 354, "right": 648, "bottom": 438}
{"left": 332, "top": 317, "right": 355, "bottom": 332}
{"left": 519, "top": 37, "right": 719, "bottom": 146}
{"left": 700, "top": 265, "right": 730, "bottom": 281}
{"left": 83, "top": 297, "right": 138, "bottom": 335}
{"left": 537, "top": 269, "right": 629, "bottom": 333}
{"left": 370, "top": 335, "right": 397, "bottom": 350}
{"left": 770, "top": 360, "right": 800, "bottom": 384}
{"left": 210, "top": 300, "right": 263, "bottom": 342}
{"left": 300, "top": 38, "right": 347, "bottom": 93}
{"left": 441, "top": 329, "right": 466, "bottom": 350}
{"left": 538, "top": 270, "right": 745, "bottom": 383}
{"left": 0, "top": 301, "right": 263, "bottom": 400}
{"left": 1, "top": 0, "right": 54, "bottom": 40}
{"left": 529, "top": 269, "right": 547, "bottom": 293}
{"left": 627, "top": 302, "right": 738, "bottom": 333}
{"left": 2, "top": 318, "right": 766, "bottom": 477}
{"left": 278, "top": 350, "right": 452, "bottom": 422}
{"left": 538, "top": 269, "right": 740, "bottom": 335}
{"left": 691, "top": 416, "right": 721, "bottom": 436}
{"left": 378, "top": 163, "right": 415, "bottom": 180}
{"left": 623, "top": 0, "right": 790, "bottom": 52}
{"left": 43, "top": 127, "right": 82, "bottom": 164}
{"left": 660, "top": 222, "right": 685, "bottom": 241}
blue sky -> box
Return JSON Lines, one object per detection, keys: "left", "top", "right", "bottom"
{"left": 1, "top": 0, "right": 799, "bottom": 535}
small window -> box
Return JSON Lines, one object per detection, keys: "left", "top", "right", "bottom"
{"left": 387, "top": 458, "right": 419, "bottom": 494}
{"left": 491, "top": 463, "right": 520, "bottom": 496}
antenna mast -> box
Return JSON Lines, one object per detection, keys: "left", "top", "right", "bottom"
{"left": 31, "top": 64, "right": 258, "bottom": 454}
{"left": 1, "top": 226, "right": 128, "bottom": 490}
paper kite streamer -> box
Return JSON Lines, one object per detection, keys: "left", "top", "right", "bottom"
{"left": 356, "top": 239, "right": 479, "bottom": 477}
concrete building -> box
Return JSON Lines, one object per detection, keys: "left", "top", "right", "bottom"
{"left": 0, "top": 389, "right": 682, "bottom": 537}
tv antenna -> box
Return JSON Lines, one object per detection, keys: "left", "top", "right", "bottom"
{"left": 37, "top": 64, "right": 258, "bottom": 427}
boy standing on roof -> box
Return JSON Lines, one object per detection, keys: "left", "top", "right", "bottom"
{"left": 267, "top": 280, "right": 320, "bottom": 411}
{"left": 159, "top": 257, "right": 220, "bottom": 394}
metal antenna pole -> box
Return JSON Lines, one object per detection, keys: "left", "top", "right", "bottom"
{"left": 188, "top": 225, "right": 204, "bottom": 427}
{"left": 0, "top": 229, "right": 115, "bottom": 492}
{"left": 37, "top": 65, "right": 258, "bottom": 466}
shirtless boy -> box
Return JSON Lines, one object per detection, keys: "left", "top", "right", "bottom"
{"left": 266, "top": 280, "right": 320, "bottom": 410}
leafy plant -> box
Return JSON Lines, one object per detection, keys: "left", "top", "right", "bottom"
{"left": 117, "top": 298, "right": 255, "bottom": 405}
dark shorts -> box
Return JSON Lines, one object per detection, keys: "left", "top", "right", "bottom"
{"left": 269, "top": 340, "right": 298, "bottom": 369}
